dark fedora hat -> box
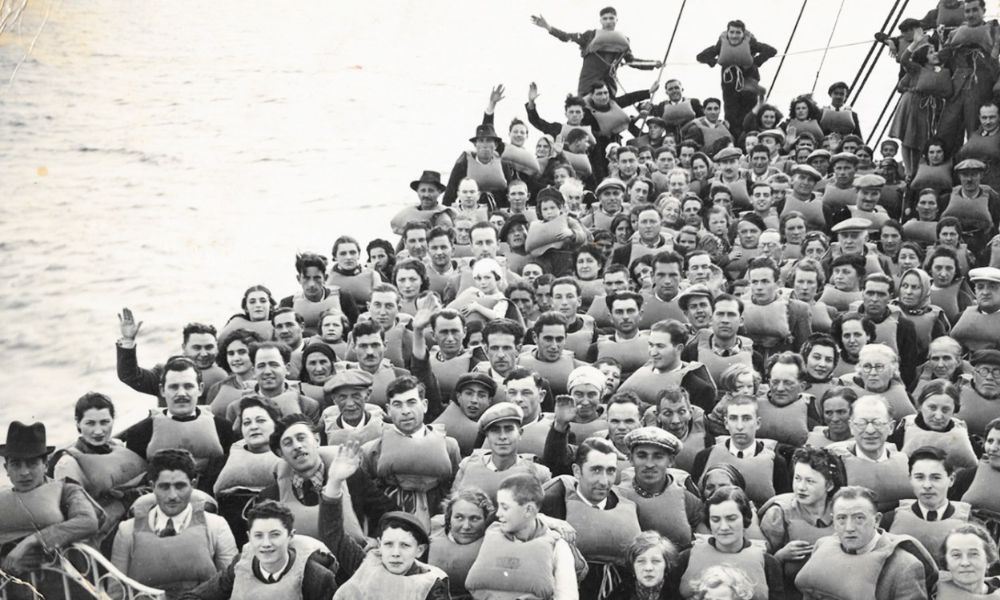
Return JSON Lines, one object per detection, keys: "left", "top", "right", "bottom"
{"left": 409, "top": 170, "right": 446, "bottom": 192}
{"left": 469, "top": 124, "right": 503, "bottom": 144}
{"left": 0, "top": 421, "right": 55, "bottom": 459}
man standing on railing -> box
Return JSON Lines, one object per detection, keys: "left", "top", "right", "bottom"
{"left": 0, "top": 421, "right": 101, "bottom": 599}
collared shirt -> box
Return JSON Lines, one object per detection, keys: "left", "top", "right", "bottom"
{"left": 851, "top": 531, "right": 882, "bottom": 555}
{"left": 338, "top": 412, "right": 368, "bottom": 431}
{"left": 257, "top": 553, "right": 291, "bottom": 582}
{"left": 914, "top": 500, "right": 950, "bottom": 521}
{"left": 291, "top": 464, "right": 325, "bottom": 503}
{"left": 710, "top": 334, "right": 743, "bottom": 357}
{"left": 854, "top": 445, "right": 889, "bottom": 463}
{"left": 727, "top": 439, "right": 759, "bottom": 459}
{"left": 392, "top": 424, "right": 428, "bottom": 439}
{"left": 149, "top": 504, "right": 193, "bottom": 534}
{"left": 982, "top": 128, "right": 999, "bottom": 137}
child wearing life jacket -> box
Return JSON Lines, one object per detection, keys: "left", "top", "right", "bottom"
{"left": 525, "top": 187, "right": 589, "bottom": 276}
{"left": 692, "top": 565, "right": 756, "bottom": 600}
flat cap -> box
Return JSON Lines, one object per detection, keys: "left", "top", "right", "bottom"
{"left": 971, "top": 349, "right": 1000, "bottom": 367}
{"left": 595, "top": 177, "right": 626, "bottom": 195}
{"left": 806, "top": 149, "right": 832, "bottom": 162}
{"left": 791, "top": 164, "right": 823, "bottom": 181}
{"left": 831, "top": 217, "right": 873, "bottom": 233}
{"left": 969, "top": 267, "right": 1000, "bottom": 284}
{"left": 646, "top": 117, "right": 667, "bottom": 129}
{"left": 455, "top": 372, "right": 498, "bottom": 397}
{"left": 624, "top": 427, "right": 683, "bottom": 454}
{"left": 758, "top": 129, "right": 785, "bottom": 143}
{"left": 323, "top": 369, "right": 374, "bottom": 394}
{"left": 478, "top": 402, "right": 524, "bottom": 431}
{"left": 853, "top": 174, "right": 886, "bottom": 189}
{"left": 830, "top": 151, "right": 859, "bottom": 166}
{"left": 955, "top": 159, "right": 986, "bottom": 172}
{"left": 677, "top": 284, "right": 714, "bottom": 311}
{"left": 713, "top": 147, "right": 743, "bottom": 162}
{"left": 378, "top": 511, "right": 430, "bottom": 546}
{"left": 898, "top": 17, "right": 923, "bottom": 32}
{"left": 827, "top": 81, "right": 849, "bottom": 95}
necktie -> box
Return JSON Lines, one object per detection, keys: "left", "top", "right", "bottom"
{"left": 160, "top": 518, "right": 176, "bottom": 538}
{"left": 736, "top": 450, "right": 745, "bottom": 459}
{"left": 300, "top": 479, "right": 318, "bottom": 505}
{"left": 926, "top": 510, "right": 938, "bottom": 522}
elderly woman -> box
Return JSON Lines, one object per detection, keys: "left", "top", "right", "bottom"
{"left": 894, "top": 267, "right": 951, "bottom": 359}
{"left": 328, "top": 236, "right": 383, "bottom": 305}
{"left": 805, "top": 387, "right": 858, "bottom": 448}
{"left": 50, "top": 393, "right": 147, "bottom": 546}
{"left": 938, "top": 523, "right": 1000, "bottom": 598}
{"left": 208, "top": 328, "right": 264, "bottom": 418}
{"left": 297, "top": 343, "right": 337, "bottom": 402}
{"left": 910, "top": 336, "right": 973, "bottom": 398}
{"left": 835, "top": 343, "right": 915, "bottom": 420}
{"left": 428, "top": 487, "right": 495, "bottom": 600}
{"left": 609, "top": 531, "right": 680, "bottom": 600}
{"left": 674, "top": 486, "right": 784, "bottom": 599}
{"left": 214, "top": 395, "right": 283, "bottom": 547}
{"left": 219, "top": 284, "right": 276, "bottom": 342}
{"left": 759, "top": 447, "right": 844, "bottom": 600}
{"left": 829, "top": 312, "right": 873, "bottom": 378}
{"left": 887, "top": 379, "right": 978, "bottom": 470}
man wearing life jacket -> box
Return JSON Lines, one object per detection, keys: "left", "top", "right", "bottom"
{"left": 825, "top": 218, "right": 892, "bottom": 278}
{"left": 650, "top": 78, "right": 704, "bottom": 138}
{"left": 112, "top": 449, "right": 238, "bottom": 599}
{"left": 223, "top": 341, "right": 320, "bottom": 424}
{"left": 518, "top": 311, "right": 588, "bottom": 397}
{"left": 1, "top": 421, "right": 101, "bottom": 593}
{"left": 539, "top": 437, "right": 642, "bottom": 600}
{"left": 581, "top": 177, "right": 626, "bottom": 232}
{"left": 830, "top": 395, "right": 916, "bottom": 512}
{"left": 696, "top": 20, "right": 777, "bottom": 140}
{"left": 954, "top": 350, "right": 1000, "bottom": 436}
{"left": 320, "top": 370, "right": 386, "bottom": 446}
{"left": 354, "top": 283, "right": 413, "bottom": 370}
{"left": 470, "top": 318, "right": 525, "bottom": 397}
{"left": 858, "top": 273, "right": 921, "bottom": 385}
{"left": 278, "top": 253, "right": 359, "bottom": 338}
{"left": 361, "top": 375, "right": 462, "bottom": 531}
{"left": 592, "top": 291, "right": 650, "bottom": 380}
{"left": 424, "top": 226, "right": 462, "bottom": 299}
{"left": 552, "top": 366, "right": 613, "bottom": 446}
{"left": 779, "top": 165, "right": 829, "bottom": 232}
{"left": 609, "top": 205, "right": 670, "bottom": 267}
{"left": 390, "top": 170, "right": 446, "bottom": 235}
{"left": 397, "top": 221, "right": 432, "bottom": 263}
{"left": 620, "top": 318, "right": 717, "bottom": 411}
{"left": 118, "top": 357, "right": 235, "bottom": 492}
{"left": 530, "top": 7, "right": 660, "bottom": 97}
{"left": 741, "top": 256, "right": 813, "bottom": 361}
{"left": 709, "top": 147, "right": 753, "bottom": 212}
{"left": 938, "top": 0, "right": 1000, "bottom": 153}
{"left": 271, "top": 308, "right": 307, "bottom": 374}
{"left": 179, "top": 500, "right": 337, "bottom": 600}
{"left": 951, "top": 267, "right": 1000, "bottom": 353}
{"left": 820, "top": 81, "right": 862, "bottom": 136}
{"left": 691, "top": 394, "right": 791, "bottom": 507}
{"left": 444, "top": 124, "right": 515, "bottom": 208}
{"left": 952, "top": 416, "right": 1000, "bottom": 518}
{"left": 681, "top": 292, "right": 762, "bottom": 387}
{"left": 501, "top": 215, "right": 533, "bottom": 278}
{"left": 532, "top": 277, "right": 597, "bottom": 361}
{"left": 942, "top": 159, "right": 1000, "bottom": 256}
{"left": 644, "top": 385, "right": 714, "bottom": 473}
{"left": 342, "top": 319, "right": 411, "bottom": 408}
{"left": 116, "top": 308, "right": 227, "bottom": 405}
{"left": 584, "top": 263, "right": 631, "bottom": 329}
{"left": 636, "top": 251, "right": 688, "bottom": 329}
{"left": 795, "top": 485, "right": 938, "bottom": 600}
{"left": 429, "top": 372, "right": 497, "bottom": 457}
{"left": 501, "top": 367, "right": 558, "bottom": 457}
{"left": 526, "top": 83, "right": 598, "bottom": 146}
{"left": 756, "top": 352, "right": 821, "bottom": 447}
{"left": 819, "top": 151, "right": 859, "bottom": 212}
{"left": 681, "top": 98, "right": 734, "bottom": 154}
{"left": 677, "top": 283, "right": 714, "bottom": 334}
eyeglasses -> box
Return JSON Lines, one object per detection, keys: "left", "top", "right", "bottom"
{"left": 860, "top": 364, "right": 887, "bottom": 374}
{"left": 976, "top": 366, "right": 1000, "bottom": 379}
{"left": 850, "top": 418, "right": 889, "bottom": 430}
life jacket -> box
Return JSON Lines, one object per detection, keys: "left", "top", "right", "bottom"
{"left": 943, "top": 188, "right": 993, "bottom": 234}
{"left": 213, "top": 440, "right": 281, "bottom": 497}
{"left": 900, "top": 415, "right": 978, "bottom": 470}
{"left": 209, "top": 376, "right": 253, "bottom": 419}
{"left": 938, "top": 1, "right": 966, "bottom": 27}
{"left": 586, "top": 28, "right": 630, "bottom": 55}
{"left": 563, "top": 150, "right": 593, "bottom": 177}
{"left": 333, "top": 552, "right": 446, "bottom": 600}
{"left": 781, "top": 194, "right": 826, "bottom": 231}
{"left": 371, "top": 364, "right": 405, "bottom": 408}
{"left": 564, "top": 316, "right": 596, "bottom": 361}
{"left": 432, "top": 402, "right": 481, "bottom": 457}
{"left": 692, "top": 117, "right": 734, "bottom": 152}
{"left": 60, "top": 443, "right": 147, "bottom": 498}
{"left": 795, "top": 532, "right": 937, "bottom": 600}
{"left": 717, "top": 33, "right": 754, "bottom": 68}
{"left": 563, "top": 481, "right": 641, "bottom": 564}
{"left": 526, "top": 215, "right": 573, "bottom": 257}
{"left": 694, "top": 331, "right": 755, "bottom": 386}
{"left": 0, "top": 481, "right": 66, "bottom": 545}
{"left": 660, "top": 99, "right": 697, "bottom": 127}
{"left": 466, "top": 151, "right": 508, "bottom": 193}
{"left": 820, "top": 183, "right": 857, "bottom": 212}
{"left": 931, "top": 281, "right": 967, "bottom": 325}
{"left": 838, "top": 446, "right": 914, "bottom": 511}
{"left": 961, "top": 461, "right": 1000, "bottom": 513}
{"left": 390, "top": 205, "right": 440, "bottom": 234}
{"left": 809, "top": 301, "right": 834, "bottom": 333}
{"left": 849, "top": 205, "right": 890, "bottom": 230}
{"left": 952, "top": 307, "right": 1000, "bottom": 353}
{"left": 703, "top": 443, "right": 776, "bottom": 507}
{"left": 743, "top": 297, "right": 793, "bottom": 350}
{"left": 327, "top": 269, "right": 378, "bottom": 305}
{"left": 146, "top": 410, "right": 224, "bottom": 473}
{"left": 376, "top": 427, "right": 454, "bottom": 491}
{"left": 837, "top": 377, "right": 916, "bottom": 420}
{"left": 557, "top": 123, "right": 596, "bottom": 146}
{"left": 428, "top": 526, "right": 483, "bottom": 598}
{"left": 127, "top": 506, "right": 218, "bottom": 593}
{"left": 615, "top": 479, "right": 693, "bottom": 549}
{"left": 673, "top": 408, "right": 709, "bottom": 473}
{"left": 619, "top": 362, "right": 704, "bottom": 406}
{"left": 915, "top": 65, "right": 954, "bottom": 97}
{"left": 637, "top": 292, "right": 688, "bottom": 330}
{"left": 949, "top": 24, "right": 995, "bottom": 54}
{"left": 455, "top": 453, "right": 548, "bottom": 501}
{"left": 757, "top": 493, "right": 833, "bottom": 583}
{"left": 578, "top": 279, "right": 604, "bottom": 312}
{"left": 219, "top": 316, "right": 274, "bottom": 346}
{"left": 225, "top": 386, "right": 310, "bottom": 423}
{"left": 786, "top": 119, "right": 825, "bottom": 146}
{"left": 501, "top": 144, "right": 541, "bottom": 176}
{"left": 465, "top": 521, "right": 560, "bottom": 599}
{"left": 230, "top": 547, "right": 310, "bottom": 600}
{"left": 911, "top": 161, "right": 954, "bottom": 194}
{"left": 804, "top": 426, "right": 846, "bottom": 448}
{"left": 426, "top": 265, "right": 461, "bottom": 298}
{"left": 588, "top": 99, "right": 630, "bottom": 136}
{"left": 587, "top": 296, "right": 614, "bottom": 329}
{"left": 519, "top": 415, "right": 556, "bottom": 457}
{"left": 518, "top": 351, "right": 577, "bottom": 396}
{"left": 569, "top": 416, "right": 611, "bottom": 442}
{"left": 902, "top": 220, "right": 938, "bottom": 245}
{"left": 597, "top": 334, "right": 652, "bottom": 379}
{"left": 756, "top": 396, "right": 810, "bottom": 447}
{"left": 322, "top": 405, "right": 386, "bottom": 446}
{"left": 869, "top": 308, "right": 902, "bottom": 355}
{"left": 889, "top": 500, "right": 972, "bottom": 565}
{"left": 937, "top": 577, "right": 1000, "bottom": 599}
{"left": 957, "top": 385, "right": 1000, "bottom": 437}
{"left": 680, "top": 538, "right": 768, "bottom": 600}
{"left": 429, "top": 351, "right": 475, "bottom": 401}
{"left": 628, "top": 235, "right": 672, "bottom": 263}
{"left": 292, "top": 290, "right": 343, "bottom": 336}
{"left": 820, "top": 108, "right": 857, "bottom": 135}
{"left": 960, "top": 131, "right": 1000, "bottom": 165}
{"left": 818, "top": 286, "right": 862, "bottom": 313}
{"left": 276, "top": 447, "right": 365, "bottom": 541}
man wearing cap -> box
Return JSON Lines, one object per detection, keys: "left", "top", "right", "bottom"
{"left": 677, "top": 283, "right": 714, "bottom": 333}
{"left": 581, "top": 176, "right": 627, "bottom": 231}
{"left": 956, "top": 349, "right": 1000, "bottom": 435}
{"left": 951, "top": 267, "right": 1000, "bottom": 354}
{"left": 620, "top": 319, "right": 717, "bottom": 412}
{"left": 682, "top": 292, "right": 762, "bottom": 385}
{"left": 806, "top": 149, "right": 832, "bottom": 178}
{"left": 631, "top": 116, "right": 669, "bottom": 150}
{"left": 650, "top": 78, "right": 704, "bottom": 136}
{"left": 430, "top": 372, "right": 497, "bottom": 457}
{"left": 710, "top": 146, "right": 753, "bottom": 212}
{"left": 681, "top": 97, "right": 734, "bottom": 154}
{"left": 318, "top": 444, "right": 449, "bottom": 600}
{"left": 849, "top": 174, "right": 892, "bottom": 228}
{"left": 320, "top": 370, "right": 386, "bottom": 446}
{"left": 443, "top": 124, "right": 515, "bottom": 208}
{"left": 781, "top": 164, "right": 831, "bottom": 232}
{"left": 957, "top": 102, "right": 1000, "bottom": 191}
{"left": 825, "top": 218, "right": 893, "bottom": 277}
{"left": 390, "top": 170, "right": 446, "bottom": 235}
{"left": 942, "top": 158, "right": 1000, "bottom": 255}
{"left": 452, "top": 402, "right": 552, "bottom": 501}
{"left": 593, "top": 291, "right": 651, "bottom": 380}
{"left": 819, "top": 151, "right": 859, "bottom": 211}
{"left": 820, "top": 81, "right": 862, "bottom": 136}
{"left": 614, "top": 427, "right": 703, "bottom": 550}
{"left": 1, "top": 421, "right": 101, "bottom": 588}
{"left": 741, "top": 256, "right": 812, "bottom": 361}
{"left": 645, "top": 385, "right": 714, "bottom": 473}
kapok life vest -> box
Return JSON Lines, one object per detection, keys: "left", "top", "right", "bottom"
{"left": 586, "top": 29, "right": 630, "bottom": 56}
{"left": 942, "top": 188, "right": 993, "bottom": 234}
{"left": 660, "top": 99, "right": 697, "bottom": 127}
{"left": 820, "top": 108, "right": 857, "bottom": 135}
{"left": 454, "top": 453, "right": 549, "bottom": 501}
{"left": 756, "top": 396, "right": 810, "bottom": 447}
{"left": 292, "top": 290, "right": 343, "bottom": 335}
{"left": 680, "top": 537, "right": 768, "bottom": 600}
{"left": 464, "top": 521, "right": 559, "bottom": 599}
{"left": 951, "top": 307, "right": 1000, "bottom": 353}
{"left": 146, "top": 410, "right": 224, "bottom": 473}
{"left": 619, "top": 362, "right": 703, "bottom": 406}
{"left": 501, "top": 144, "right": 541, "bottom": 176}
{"left": 213, "top": 440, "right": 281, "bottom": 497}
{"left": 428, "top": 527, "right": 483, "bottom": 598}
{"left": 889, "top": 500, "right": 971, "bottom": 566}
{"left": 757, "top": 493, "right": 833, "bottom": 582}
{"left": 949, "top": 24, "right": 995, "bottom": 54}
{"left": 564, "top": 315, "right": 596, "bottom": 361}
{"left": 637, "top": 292, "right": 688, "bottom": 330}
{"left": 957, "top": 385, "right": 1000, "bottom": 437}
{"left": 517, "top": 351, "right": 577, "bottom": 396}
{"left": 961, "top": 460, "right": 1000, "bottom": 513}
{"left": 597, "top": 333, "right": 650, "bottom": 378}
{"left": 275, "top": 447, "right": 365, "bottom": 542}
{"left": 900, "top": 415, "right": 978, "bottom": 470}
{"left": 588, "top": 99, "right": 630, "bottom": 136}
{"left": 563, "top": 149, "right": 593, "bottom": 177}
{"left": 717, "top": 33, "right": 754, "bottom": 68}
{"left": 230, "top": 546, "right": 309, "bottom": 600}
{"left": 821, "top": 183, "right": 856, "bottom": 212}
{"left": 375, "top": 427, "right": 454, "bottom": 492}
{"left": 525, "top": 215, "right": 572, "bottom": 257}
{"left": 911, "top": 161, "right": 954, "bottom": 194}
{"left": 903, "top": 220, "right": 938, "bottom": 245}
{"left": 333, "top": 552, "right": 445, "bottom": 600}
{"left": 780, "top": 194, "right": 826, "bottom": 230}
{"left": 327, "top": 269, "right": 378, "bottom": 305}
{"left": 430, "top": 350, "right": 475, "bottom": 401}
{"left": 692, "top": 118, "right": 734, "bottom": 152}
{"left": 915, "top": 65, "right": 954, "bottom": 97}
{"left": 0, "top": 480, "right": 66, "bottom": 545}
{"left": 743, "top": 297, "right": 792, "bottom": 350}
{"left": 703, "top": 443, "right": 777, "bottom": 507}
{"left": 786, "top": 119, "right": 825, "bottom": 145}
{"left": 128, "top": 506, "right": 218, "bottom": 593}
{"left": 218, "top": 316, "right": 274, "bottom": 347}
{"left": 322, "top": 405, "right": 385, "bottom": 446}
{"left": 465, "top": 151, "right": 508, "bottom": 192}
{"left": 563, "top": 482, "right": 641, "bottom": 565}
{"left": 614, "top": 479, "right": 692, "bottom": 549}
{"left": 936, "top": 577, "right": 1000, "bottom": 599}
{"left": 818, "top": 286, "right": 861, "bottom": 313}
{"left": 838, "top": 446, "right": 914, "bottom": 510}
{"left": 431, "top": 402, "right": 480, "bottom": 457}
{"left": 61, "top": 443, "right": 147, "bottom": 498}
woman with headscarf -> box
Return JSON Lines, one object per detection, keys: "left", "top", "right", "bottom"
{"left": 298, "top": 343, "right": 338, "bottom": 402}
{"left": 893, "top": 267, "right": 951, "bottom": 360}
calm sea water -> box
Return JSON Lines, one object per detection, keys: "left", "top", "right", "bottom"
{"left": 0, "top": 0, "right": 936, "bottom": 447}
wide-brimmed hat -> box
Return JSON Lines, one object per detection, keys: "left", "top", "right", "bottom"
{"left": 0, "top": 421, "right": 54, "bottom": 459}
{"left": 409, "top": 170, "right": 446, "bottom": 192}
{"left": 470, "top": 124, "right": 503, "bottom": 144}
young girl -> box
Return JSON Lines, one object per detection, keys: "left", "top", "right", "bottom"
{"left": 693, "top": 565, "right": 756, "bottom": 600}
{"left": 312, "top": 309, "right": 350, "bottom": 359}
{"left": 525, "top": 187, "right": 588, "bottom": 275}
{"left": 448, "top": 258, "right": 524, "bottom": 329}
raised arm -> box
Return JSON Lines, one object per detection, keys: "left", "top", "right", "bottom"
{"left": 319, "top": 442, "right": 368, "bottom": 577}
{"left": 115, "top": 307, "right": 161, "bottom": 397}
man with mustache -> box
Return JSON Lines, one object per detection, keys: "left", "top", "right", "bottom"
{"left": 342, "top": 319, "right": 411, "bottom": 409}
{"left": 390, "top": 170, "right": 446, "bottom": 235}
{"left": 518, "top": 311, "right": 587, "bottom": 397}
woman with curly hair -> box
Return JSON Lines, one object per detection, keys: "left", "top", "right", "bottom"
{"left": 781, "top": 95, "right": 824, "bottom": 150}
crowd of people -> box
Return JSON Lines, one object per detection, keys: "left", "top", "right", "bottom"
{"left": 6, "top": 1, "right": 1000, "bottom": 599}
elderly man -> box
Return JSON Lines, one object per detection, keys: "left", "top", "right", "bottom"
{"left": 278, "top": 253, "right": 359, "bottom": 336}
{"left": 620, "top": 319, "right": 717, "bottom": 411}
{"left": 443, "top": 124, "right": 514, "bottom": 207}
{"left": 646, "top": 385, "right": 714, "bottom": 473}
{"left": 321, "top": 370, "right": 386, "bottom": 446}
{"left": 795, "top": 486, "right": 937, "bottom": 600}
{"left": 116, "top": 308, "right": 227, "bottom": 405}
{"left": 1, "top": 421, "right": 101, "bottom": 597}
{"left": 754, "top": 352, "right": 818, "bottom": 447}
{"left": 941, "top": 158, "right": 1000, "bottom": 255}
{"left": 849, "top": 174, "right": 892, "bottom": 228}
{"left": 951, "top": 266, "right": 1000, "bottom": 353}
{"left": 956, "top": 350, "right": 1000, "bottom": 437}
{"left": 390, "top": 170, "right": 446, "bottom": 235}
{"left": 582, "top": 177, "right": 627, "bottom": 231}
{"left": 826, "top": 217, "right": 892, "bottom": 276}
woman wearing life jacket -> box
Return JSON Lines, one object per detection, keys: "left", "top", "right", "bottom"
{"left": 427, "top": 487, "right": 494, "bottom": 600}
{"left": 328, "top": 236, "right": 382, "bottom": 306}
{"left": 365, "top": 238, "right": 395, "bottom": 284}
{"left": 207, "top": 328, "right": 263, "bottom": 417}
{"left": 894, "top": 268, "right": 951, "bottom": 359}
{"left": 904, "top": 188, "right": 946, "bottom": 246}
{"left": 781, "top": 96, "right": 825, "bottom": 153}
{"left": 610, "top": 213, "right": 633, "bottom": 249}
{"left": 892, "top": 33, "right": 948, "bottom": 175}
{"left": 887, "top": 379, "right": 978, "bottom": 471}
{"left": 218, "top": 285, "right": 276, "bottom": 343}
{"left": 835, "top": 343, "right": 916, "bottom": 420}
{"left": 690, "top": 153, "right": 715, "bottom": 201}
{"left": 299, "top": 343, "right": 337, "bottom": 388}
{"left": 393, "top": 258, "right": 430, "bottom": 317}
{"left": 741, "top": 104, "right": 784, "bottom": 143}
{"left": 908, "top": 138, "right": 954, "bottom": 209}
{"left": 779, "top": 212, "right": 807, "bottom": 261}
{"left": 936, "top": 523, "right": 1000, "bottom": 599}
{"left": 829, "top": 312, "right": 873, "bottom": 379}
{"left": 608, "top": 531, "right": 680, "bottom": 600}
{"left": 759, "top": 447, "right": 845, "bottom": 600}
{"left": 693, "top": 466, "right": 766, "bottom": 543}
{"left": 805, "top": 387, "right": 858, "bottom": 448}
{"left": 878, "top": 220, "right": 905, "bottom": 276}
{"left": 573, "top": 245, "right": 605, "bottom": 313}
{"left": 927, "top": 245, "right": 976, "bottom": 326}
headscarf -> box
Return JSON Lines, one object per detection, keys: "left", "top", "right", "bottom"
{"left": 894, "top": 267, "right": 932, "bottom": 314}
{"left": 299, "top": 342, "right": 338, "bottom": 383}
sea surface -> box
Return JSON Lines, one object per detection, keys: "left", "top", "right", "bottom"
{"left": 0, "top": 0, "right": 937, "bottom": 447}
